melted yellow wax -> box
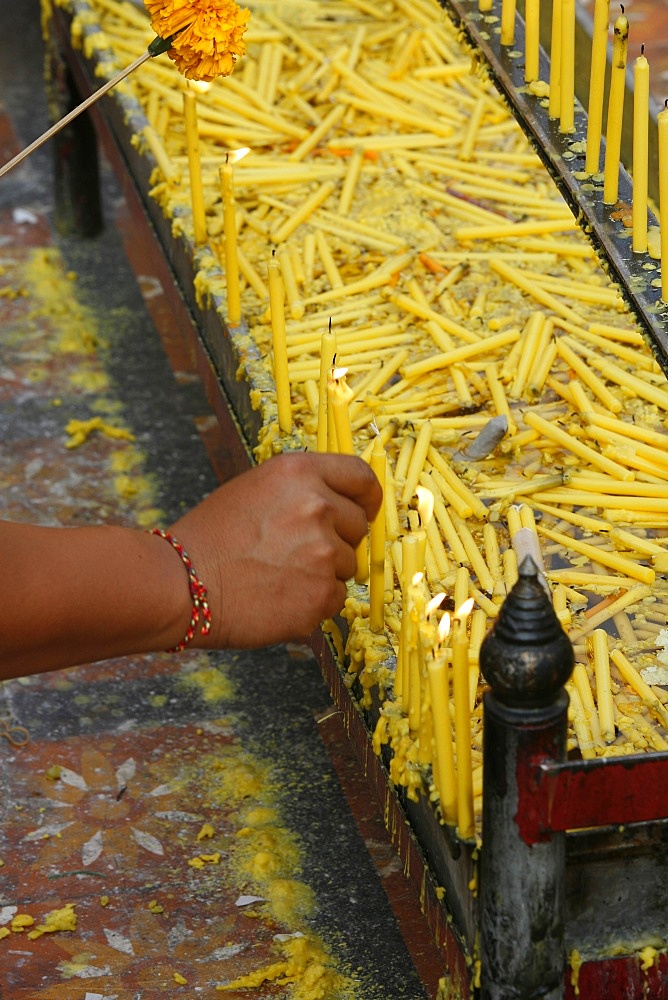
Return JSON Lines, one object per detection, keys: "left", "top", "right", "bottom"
{"left": 638, "top": 945, "right": 658, "bottom": 971}
{"left": 216, "top": 934, "right": 352, "bottom": 998}
{"left": 569, "top": 948, "right": 583, "bottom": 996}
{"left": 179, "top": 664, "right": 234, "bottom": 703}
{"left": 27, "top": 903, "right": 77, "bottom": 939}
{"left": 23, "top": 248, "right": 104, "bottom": 354}
{"left": 65, "top": 416, "right": 135, "bottom": 449}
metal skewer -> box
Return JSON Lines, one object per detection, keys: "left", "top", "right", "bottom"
{"left": 0, "top": 34, "right": 173, "bottom": 180}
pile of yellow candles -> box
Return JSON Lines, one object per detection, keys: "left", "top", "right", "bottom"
{"left": 502, "top": 0, "right": 666, "bottom": 293}
{"left": 60, "top": 0, "right": 668, "bottom": 837}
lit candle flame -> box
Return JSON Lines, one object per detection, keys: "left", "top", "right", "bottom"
{"left": 188, "top": 79, "right": 212, "bottom": 94}
{"left": 411, "top": 571, "right": 424, "bottom": 587}
{"left": 416, "top": 485, "right": 434, "bottom": 527}
{"left": 227, "top": 146, "right": 251, "bottom": 163}
{"left": 438, "top": 612, "right": 451, "bottom": 643}
{"left": 331, "top": 366, "right": 349, "bottom": 381}
{"left": 426, "top": 592, "right": 446, "bottom": 617}
{"left": 454, "top": 597, "right": 474, "bottom": 620}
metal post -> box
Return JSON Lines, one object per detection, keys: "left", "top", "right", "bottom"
{"left": 479, "top": 557, "right": 574, "bottom": 1000}
{"left": 45, "top": 29, "right": 103, "bottom": 238}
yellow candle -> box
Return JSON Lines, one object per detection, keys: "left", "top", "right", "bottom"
{"left": 183, "top": 91, "right": 207, "bottom": 246}
{"left": 468, "top": 608, "right": 488, "bottom": 709}
{"left": 452, "top": 607, "right": 475, "bottom": 840}
{"left": 538, "top": 522, "right": 655, "bottom": 584}
{"left": 369, "top": 434, "right": 387, "bottom": 633}
{"left": 220, "top": 162, "right": 241, "bottom": 325}
{"left": 603, "top": 11, "right": 629, "bottom": 205}
{"left": 317, "top": 325, "right": 337, "bottom": 452}
{"left": 279, "top": 249, "right": 304, "bottom": 320}
{"left": 401, "top": 421, "right": 433, "bottom": 503}
{"left": 397, "top": 533, "right": 423, "bottom": 703}
{"left": 610, "top": 648, "right": 668, "bottom": 731}
{"left": 428, "top": 652, "right": 458, "bottom": 826}
{"left": 407, "top": 574, "right": 425, "bottom": 734}
{"left": 523, "top": 410, "right": 634, "bottom": 480}
{"left": 572, "top": 662, "right": 603, "bottom": 747}
{"left": 338, "top": 145, "right": 365, "bottom": 215}
{"left": 524, "top": 0, "right": 541, "bottom": 83}
{"left": 548, "top": 0, "right": 562, "bottom": 119}
{"left": 328, "top": 373, "right": 355, "bottom": 456}
{"left": 591, "top": 628, "right": 615, "bottom": 742}
{"left": 328, "top": 373, "right": 369, "bottom": 583}
{"left": 632, "top": 48, "right": 650, "bottom": 253}
{"left": 501, "top": 0, "right": 517, "bottom": 46}
{"left": 566, "top": 681, "right": 596, "bottom": 759}
{"left": 267, "top": 254, "right": 292, "bottom": 434}
{"left": 272, "top": 180, "right": 336, "bottom": 243}
{"left": 503, "top": 547, "right": 519, "bottom": 592}
{"left": 659, "top": 101, "right": 668, "bottom": 302}
{"left": 560, "top": 0, "right": 576, "bottom": 132}
{"left": 585, "top": 0, "right": 611, "bottom": 173}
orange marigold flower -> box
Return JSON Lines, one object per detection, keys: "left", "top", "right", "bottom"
{"left": 144, "top": 0, "right": 250, "bottom": 82}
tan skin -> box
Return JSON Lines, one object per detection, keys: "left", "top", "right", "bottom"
{"left": 0, "top": 452, "right": 382, "bottom": 679}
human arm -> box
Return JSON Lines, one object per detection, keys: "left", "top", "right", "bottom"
{"left": 0, "top": 452, "right": 381, "bottom": 679}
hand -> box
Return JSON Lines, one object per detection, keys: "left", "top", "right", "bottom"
{"left": 171, "top": 451, "right": 382, "bottom": 648}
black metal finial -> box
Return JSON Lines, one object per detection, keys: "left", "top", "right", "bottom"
{"left": 480, "top": 556, "right": 574, "bottom": 708}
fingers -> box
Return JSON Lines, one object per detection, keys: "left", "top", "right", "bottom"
{"left": 282, "top": 451, "right": 383, "bottom": 522}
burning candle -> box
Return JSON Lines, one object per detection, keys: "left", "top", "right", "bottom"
{"left": 183, "top": 90, "right": 207, "bottom": 246}
{"left": 632, "top": 47, "right": 650, "bottom": 253}
{"left": 220, "top": 159, "right": 241, "bottom": 325}
{"left": 328, "top": 369, "right": 355, "bottom": 455}
{"left": 452, "top": 599, "right": 475, "bottom": 840}
{"left": 524, "top": 0, "right": 541, "bottom": 84}
{"left": 560, "top": 0, "right": 576, "bottom": 133}
{"left": 407, "top": 571, "right": 426, "bottom": 734}
{"left": 369, "top": 432, "right": 387, "bottom": 633}
{"left": 267, "top": 252, "right": 292, "bottom": 434}
{"left": 328, "top": 370, "right": 368, "bottom": 583}
{"left": 603, "top": 9, "right": 629, "bottom": 205}
{"left": 398, "top": 531, "right": 425, "bottom": 703}
{"left": 585, "top": 0, "right": 611, "bottom": 173}
{"left": 659, "top": 100, "right": 668, "bottom": 302}
{"left": 279, "top": 249, "right": 304, "bottom": 320}
{"left": 317, "top": 322, "right": 337, "bottom": 452}
{"left": 428, "top": 613, "right": 458, "bottom": 826}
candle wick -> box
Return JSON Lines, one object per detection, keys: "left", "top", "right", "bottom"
{"left": 225, "top": 152, "right": 229, "bottom": 163}
{"left": 328, "top": 316, "right": 332, "bottom": 334}
{"left": 272, "top": 247, "right": 277, "bottom": 258}
{"left": 640, "top": 43, "right": 645, "bottom": 55}
{"left": 620, "top": 3, "right": 624, "bottom": 11}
